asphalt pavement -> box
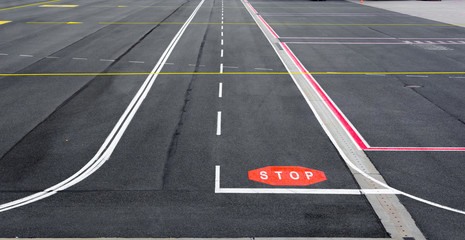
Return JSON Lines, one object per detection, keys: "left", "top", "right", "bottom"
{"left": 0, "top": 0, "right": 464, "bottom": 239}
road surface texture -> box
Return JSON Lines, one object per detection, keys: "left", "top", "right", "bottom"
{"left": 0, "top": 0, "right": 464, "bottom": 239}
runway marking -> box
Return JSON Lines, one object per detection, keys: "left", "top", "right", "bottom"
{"left": 219, "top": 82, "right": 223, "bottom": 98}
{"left": 0, "top": 21, "right": 11, "bottom": 25}
{"left": 27, "top": 22, "right": 83, "bottom": 24}
{"left": 0, "top": 0, "right": 61, "bottom": 11}
{"left": 215, "top": 166, "right": 400, "bottom": 195}
{"left": 0, "top": 0, "right": 207, "bottom": 213}
{"left": 216, "top": 112, "right": 222, "bottom": 135}
{"left": 39, "top": 5, "right": 78, "bottom": 7}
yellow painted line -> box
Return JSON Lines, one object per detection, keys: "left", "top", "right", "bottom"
{"left": 117, "top": 5, "right": 127, "bottom": 7}
{"left": 27, "top": 22, "right": 82, "bottom": 24}
{"left": 39, "top": 5, "right": 78, "bottom": 7}
{"left": 0, "top": 0, "right": 62, "bottom": 11}
{"left": 0, "top": 21, "right": 11, "bottom": 25}
{"left": 1, "top": 72, "right": 465, "bottom": 76}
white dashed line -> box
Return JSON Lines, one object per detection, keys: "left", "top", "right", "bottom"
{"left": 221, "top": 49, "right": 224, "bottom": 58}
{"left": 72, "top": 57, "right": 88, "bottom": 60}
{"left": 221, "top": 20, "right": 224, "bottom": 24}
{"left": 129, "top": 61, "right": 145, "bottom": 64}
{"left": 100, "top": 59, "right": 115, "bottom": 62}
{"left": 406, "top": 75, "right": 429, "bottom": 78}
{"left": 221, "top": 25, "right": 223, "bottom": 30}
{"left": 19, "top": 55, "right": 33, "bottom": 57}
{"left": 219, "top": 82, "right": 223, "bottom": 98}
{"left": 223, "top": 65, "right": 238, "bottom": 69}
{"left": 216, "top": 111, "right": 222, "bottom": 136}
{"left": 164, "top": 62, "right": 174, "bottom": 65}
{"left": 221, "top": 39, "right": 224, "bottom": 45}
{"left": 221, "top": 32, "right": 223, "bottom": 37}
{"left": 46, "top": 56, "right": 60, "bottom": 59}
{"left": 0, "top": 53, "right": 8, "bottom": 56}
{"left": 449, "top": 76, "right": 465, "bottom": 78}
{"left": 254, "top": 68, "right": 273, "bottom": 71}
{"left": 220, "top": 63, "right": 224, "bottom": 73}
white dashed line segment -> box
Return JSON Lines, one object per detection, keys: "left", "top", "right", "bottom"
{"left": 216, "top": 111, "right": 222, "bottom": 136}
{"left": 219, "top": 82, "right": 223, "bottom": 98}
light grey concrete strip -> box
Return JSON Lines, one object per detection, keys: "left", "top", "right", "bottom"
{"left": 353, "top": 0, "right": 465, "bottom": 27}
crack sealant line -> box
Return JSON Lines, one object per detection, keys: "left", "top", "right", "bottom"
{"left": 0, "top": 0, "right": 206, "bottom": 213}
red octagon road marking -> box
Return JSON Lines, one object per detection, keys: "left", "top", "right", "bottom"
{"left": 248, "top": 166, "right": 327, "bottom": 186}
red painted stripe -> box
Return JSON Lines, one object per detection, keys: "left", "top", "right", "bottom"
{"left": 258, "top": 15, "right": 279, "bottom": 38}
{"left": 281, "top": 43, "right": 368, "bottom": 149}
{"left": 247, "top": 2, "right": 257, "bottom": 14}
{"left": 366, "top": 147, "right": 465, "bottom": 151}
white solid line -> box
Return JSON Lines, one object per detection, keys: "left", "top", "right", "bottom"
{"left": 19, "top": 55, "right": 33, "bottom": 57}
{"left": 221, "top": 39, "right": 224, "bottom": 45}
{"left": 214, "top": 166, "right": 400, "bottom": 195}
{"left": 0, "top": 0, "right": 207, "bottom": 213}
{"left": 220, "top": 63, "right": 223, "bottom": 73}
{"left": 216, "top": 111, "right": 222, "bottom": 135}
{"left": 100, "top": 59, "right": 115, "bottom": 62}
{"left": 406, "top": 75, "right": 429, "bottom": 78}
{"left": 221, "top": 49, "right": 224, "bottom": 57}
{"left": 219, "top": 82, "right": 223, "bottom": 98}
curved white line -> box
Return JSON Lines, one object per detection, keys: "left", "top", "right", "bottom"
{"left": 0, "top": 0, "right": 206, "bottom": 213}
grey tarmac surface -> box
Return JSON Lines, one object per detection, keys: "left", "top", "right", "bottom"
{"left": 0, "top": 0, "right": 464, "bottom": 239}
